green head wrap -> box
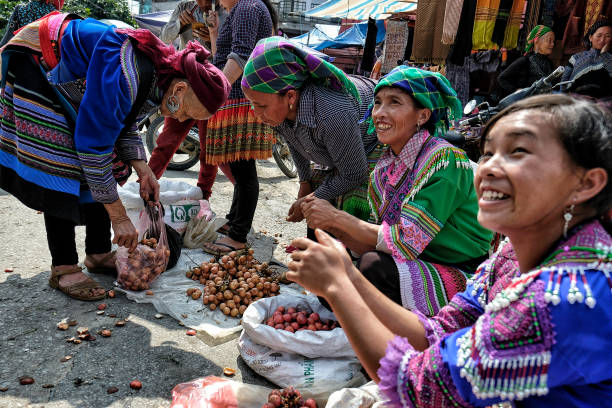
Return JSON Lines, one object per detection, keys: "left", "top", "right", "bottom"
{"left": 525, "top": 25, "right": 553, "bottom": 54}
{"left": 241, "top": 36, "right": 360, "bottom": 102}
{"left": 362, "top": 66, "right": 462, "bottom": 137}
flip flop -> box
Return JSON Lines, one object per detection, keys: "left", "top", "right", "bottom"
{"left": 216, "top": 223, "right": 230, "bottom": 235}
{"left": 202, "top": 240, "right": 247, "bottom": 256}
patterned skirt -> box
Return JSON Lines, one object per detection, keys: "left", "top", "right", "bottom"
{"left": 397, "top": 259, "right": 469, "bottom": 317}
{"left": 205, "top": 98, "right": 275, "bottom": 165}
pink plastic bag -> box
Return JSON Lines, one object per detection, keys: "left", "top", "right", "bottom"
{"left": 116, "top": 202, "right": 170, "bottom": 291}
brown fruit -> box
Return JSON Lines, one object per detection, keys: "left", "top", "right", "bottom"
{"left": 19, "top": 376, "right": 34, "bottom": 385}
{"left": 100, "top": 329, "right": 112, "bottom": 337}
{"left": 57, "top": 322, "right": 69, "bottom": 331}
{"left": 107, "top": 290, "right": 116, "bottom": 298}
{"left": 115, "top": 320, "right": 126, "bottom": 327}
{"left": 209, "top": 303, "right": 217, "bottom": 311}
{"left": 97, "top": 303, "right": 107, "bottom": 311}
{"left": 186, "top": 288, "right": 196, "bottom": 296}
{"left": 145, "top": 290, "right": 154, "bottom": 296}
{"left": 230, "top": 308, "right": 238, "bottom": 317}
{"left": 107, "top": 386, "right": 119, "bottom": 394}
{"left": 129, "top": 380, "right": 142, "bottom": 390}
{"left": 222, "top": 306, "right": 230, "bottom": 315}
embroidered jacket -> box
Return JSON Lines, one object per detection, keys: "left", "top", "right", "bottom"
{"left": 378, "top": 220, "right": 612, "bottom": 407}
{"left": 369, "top": 132, "right": 492, "bottom": 265}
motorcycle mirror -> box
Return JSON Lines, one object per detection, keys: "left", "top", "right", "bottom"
{"left": 463, "top": 100, "right": 477, "bottom": 116}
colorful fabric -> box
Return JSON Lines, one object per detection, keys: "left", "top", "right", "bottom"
{"left": 46, "top": 0, "right": 63, "bottom": 9}
{"left": 377, "top": 220, "right": 612, "bottom": 407}
{"left": 242, "top": 36, "right": 359, "bottom": 102}
{"left": 524, "top": 25, "right": 553, "bottom": 54}
{"left": 472, "top": 0, "right": 500, "bottom": 50}
{"left": 442, "top": 0, "right": 465, "bottom": 44}
{"left": 584, "top": 0, "right": 605, "bottom": 36}
{"left": 0, "top": 16, "right": 150, "bottom": 206}
{"left": 205, "top": 98, "right": 274, "bottom": 164}
{"left": 491, "top": 0, "right": 513, "bottom": 47}
{"left": 411, "top": 0, "right": 451, "bottom": 64}
{"left": 502, "top": 0, "right": 527, "bottom": 49}
{"left": 364, "top": 66, "right": 462, "bottom": 138}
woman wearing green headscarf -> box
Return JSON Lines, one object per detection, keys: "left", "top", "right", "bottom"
{"left": 301, "top": 66, "right": 493, "bottom": 316}
{"left": 496, "top": 25, "right": 556, "bottom": 99}
{"left": 241, "top": 37, "right": 380, "bottom": 238}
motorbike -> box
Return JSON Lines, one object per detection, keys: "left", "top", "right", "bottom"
{"left": 443, "top": 66, "right": 566, "bottom": 161}
{"left": 139, "top": 110, "right": 298, "bottom": 178}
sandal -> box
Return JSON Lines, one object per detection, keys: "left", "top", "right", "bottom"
{"left": 84, "top": 251, "right": 117, "bottom": 275}
{"left": 49, "top": 265, "right": 106, "bottom": 301}
{"left": 202, "top": 240, "right": 247, "bottom": 256}
{"left": 216, "top": 223, "right": 230, "bottom": 235}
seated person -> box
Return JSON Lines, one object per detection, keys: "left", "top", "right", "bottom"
{"left": 289, "top": 94, "right": 612, "bottom": 407}
{"left": 561, "top": 19, "right": 612, "bottom": 97}
{"left": 496, "top": 25, "right": 555, "bottom": 98}
{"left": 302, "top": 66, "right": 493, "bottom": 316}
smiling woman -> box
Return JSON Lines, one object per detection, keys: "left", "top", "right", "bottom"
{"left": 286, "top": 94, "right": 612, "bottom": 408}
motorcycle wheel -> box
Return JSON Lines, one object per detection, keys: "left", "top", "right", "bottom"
{"left": 145, "top": 116, "right": 200, "bottom": 171}
{"left": 272, "top": 136, "right": 298, "bottom": 178}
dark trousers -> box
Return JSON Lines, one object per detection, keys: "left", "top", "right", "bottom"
{"left": 357, "top": 251, "right": 402, "bottom": 304}
{"left": 44, "top": 202, "right": 112, "bottom": 266}
{"left": 148, "top": 117, "right": 234, "bottom": 199}
{"left": 226, "top": 159, "right": 259, "bottom": 243}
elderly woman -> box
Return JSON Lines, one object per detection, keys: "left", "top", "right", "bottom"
{"left": 302, "top": 66, "right": 492, "bottom": 316}
{"left": 0, "top": 14, "right": 230, "bottom": 300}
{"left": 496, "top": 25, "right": 556, "bottom": 98}
{"left": 561, "top": 19, "right": 612, "bottom": 96}
{"left": 242, "top": 37, "right": 380, "bottom": 236}
{"left": 289, "top": 94, "right": 612, "bottom": 406}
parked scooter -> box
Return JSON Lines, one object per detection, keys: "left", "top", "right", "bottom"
{"left": 443, "top": 66, "right": 565, "bottom": 161}
{"left": 140, "top": 111, "right": 298, "bottom": 178}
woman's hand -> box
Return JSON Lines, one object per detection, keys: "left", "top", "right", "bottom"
{"left": 104, "top": 200, "right": 139, "bottom": 252}
{"left": 206, "top": 10, "right": 219, "bottom": 36}
{"left": 286, "top": 229, "right": 353, "bottom": 297}
{"left": 302, "top": 198, "right": 337, "bottom": 230}
{"left": 286, "top": 192, "right": 314, "bottom": 222}
{"left": 179, "top": 10, "right": 195, "bottom": 27}
{"left": 132, "top": 160, "right": 160, "bottom": 202}
{"left": 192, "top": 25, "right": 211, "bottom": 42}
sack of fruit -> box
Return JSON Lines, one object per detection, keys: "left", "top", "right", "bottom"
{"left": 116, "top": 202, "right": 170, "bottom": 291}
{"left": 241, "top": 293, "right": 355, "bottom": 359}
{"left": 238, "top": 294, "right": 366, "bottom": 396}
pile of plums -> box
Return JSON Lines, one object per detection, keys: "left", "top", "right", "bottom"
{"left": 265, "top": 306, "right": 339, "bottom": 333}
{"left": 262, "top": 387, "right": 317, "bottom": 408}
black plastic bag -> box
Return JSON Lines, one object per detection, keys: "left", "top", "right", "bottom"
{"left": 165, "top": 224, "right": 182, "bottom": 270}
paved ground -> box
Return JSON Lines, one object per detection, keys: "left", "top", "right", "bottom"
{"left": 0, "top": 158, "right": 304, "bottom": 407}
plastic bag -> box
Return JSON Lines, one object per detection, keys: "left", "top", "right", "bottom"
{"left": 116, "top": 202, "right": 170, "bottom": 291}
{"left": 170, "top": 376, "right": 271, "bottom": 408}
{"left": 165, "top": 223, "right": 183, "bottom": 269}
{"left": 183, "top": 215, "right": 228, "bottom": 248}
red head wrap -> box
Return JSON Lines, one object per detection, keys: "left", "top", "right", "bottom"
{"left": 115, "top": 29, "right": 230, "bottom": 115}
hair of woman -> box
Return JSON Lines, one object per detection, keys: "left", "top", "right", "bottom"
{"left": 583, "top": 19, "right": 612, "bottom": 48}
{"left": 479, "top": 94, "right": 612, "bottom": 222}
{"left": 260, "top": 0, "right": 279, "bottom": 34}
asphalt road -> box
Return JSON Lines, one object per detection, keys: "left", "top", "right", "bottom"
{"left": 0, "top": 158, "right": 303, "bottom": 407}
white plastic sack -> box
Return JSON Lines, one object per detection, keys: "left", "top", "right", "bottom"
{"left": 324, "top": 381, "right": 387, "bottom": 408}
{"left": 239, "top": 332, "right": 365, "bottom": 397}
{"left": 241, "top": 293, "right": 356, "bottom": 359}
{"left": 118, "top": 180, "right": 203, "bottom": 234}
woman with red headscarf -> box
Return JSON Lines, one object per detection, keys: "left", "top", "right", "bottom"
{"left": 0, "top": 14, "right": 230, "bottom": 301}
{"left": 0, "top": 0, "right": 64, "bottom": 47}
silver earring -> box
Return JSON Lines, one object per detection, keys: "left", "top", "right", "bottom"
{"left": 416, "top": 122, "right": 421, "bottom": 134}
{"left": 563, "top": 204, "right": 575, "bottom": 238}
{"left": 289, "top": 104, "right": 293, "bottom": 111}
{"left": 166, "top": 95, "right": 180, "bottom": 114}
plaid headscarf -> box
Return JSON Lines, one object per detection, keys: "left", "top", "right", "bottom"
{"left": 241, "top": 36, "right": 360, "bottom": 102}
{"left": 362, "top": 66, "right": 462, "bottom": 137}
{"left": 524, "top": 25, "right": 553, "bottom": 54}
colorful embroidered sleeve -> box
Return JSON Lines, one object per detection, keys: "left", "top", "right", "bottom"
{"left": 382, "top": 160, "right": 472, "bottom": 261}
{"left": 378, "top": 278, "right": 555, "bottom": 407}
